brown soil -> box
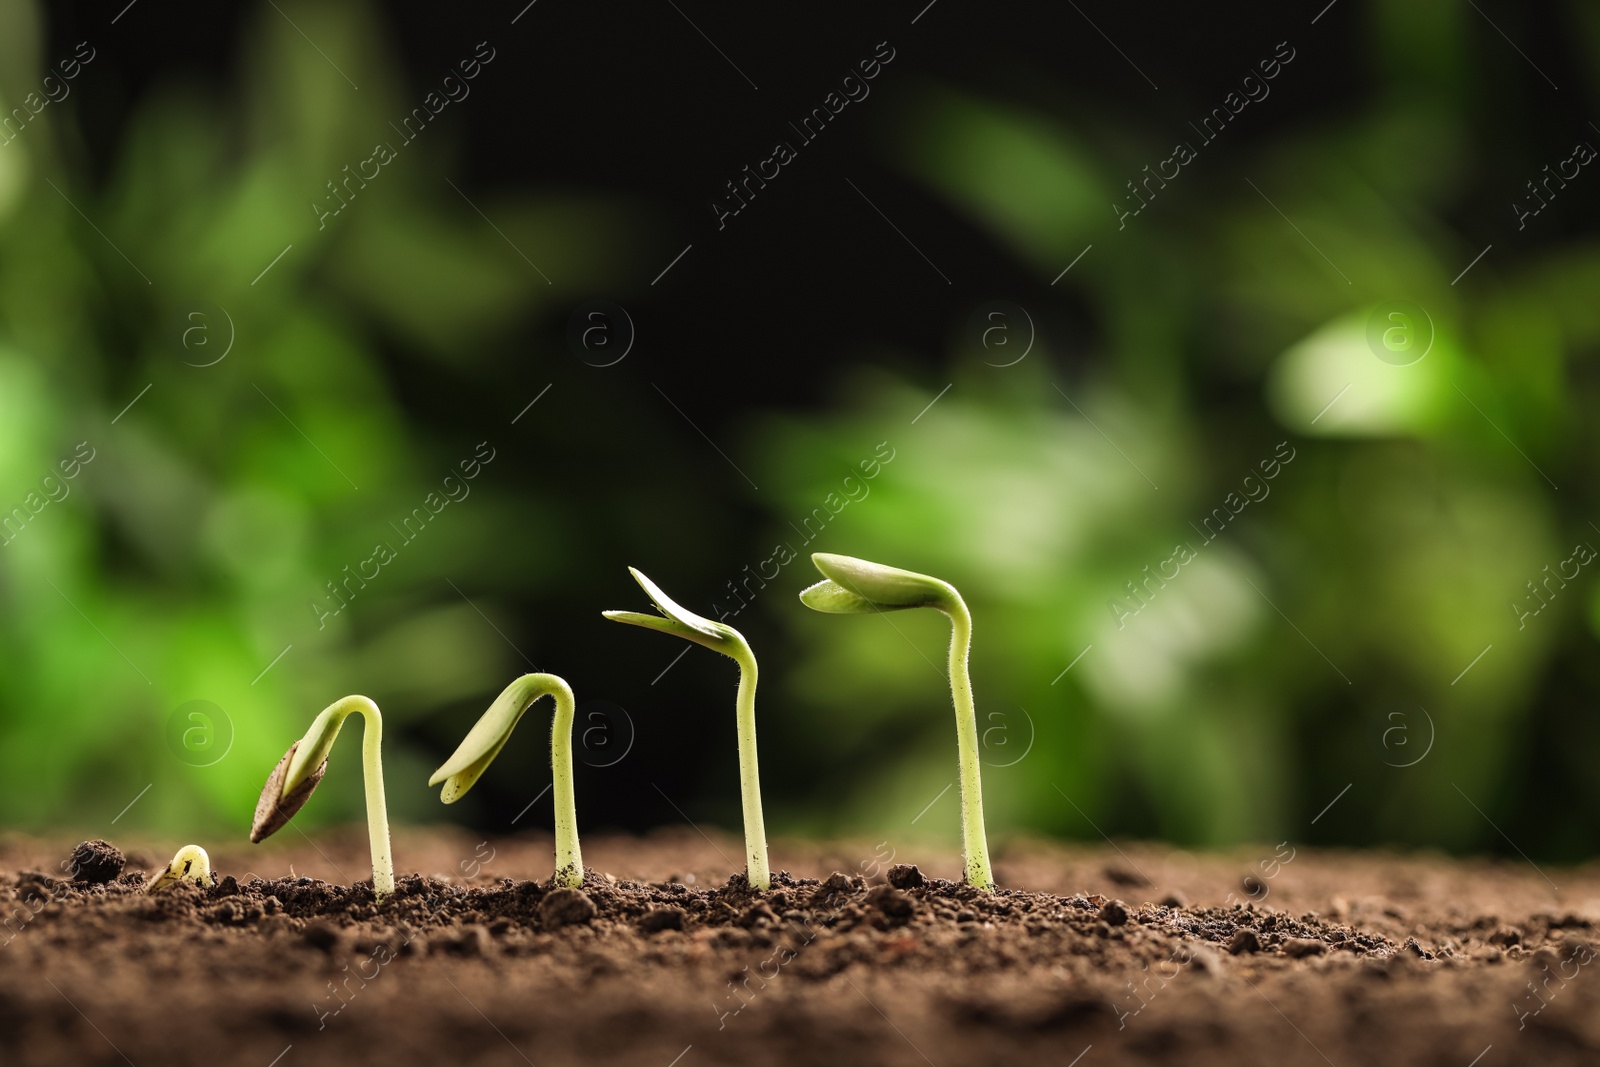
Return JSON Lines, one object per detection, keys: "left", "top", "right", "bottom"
{"left": 1, "top": 827, "right": 1597, "bottom": 1066}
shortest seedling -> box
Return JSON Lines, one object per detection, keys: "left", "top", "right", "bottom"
{"left": 430, "top": 673, "right": 585, "bottom": 888}
{"left": 800, "top": 552, "right": 995, "bottom": 891}
{"left": 252, "top": 695, "right": 395, "bottom": 899}
{"left": 145, "top": 845, "right": 213, "bottom": 892}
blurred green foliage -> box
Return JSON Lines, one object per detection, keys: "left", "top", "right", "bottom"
{"left": 3, "top": 0, "right": 1598, "bottom": 864}
{"left": 0, "top": 1, "right": 636, "bottom": 834}
{"left": 759, "top": 5, "right": 1600, "bottom": 857}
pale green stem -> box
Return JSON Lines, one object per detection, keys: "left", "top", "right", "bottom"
{"left": 945, "top": 599, "right": 993, "bottom": 890}
{"left": 290, "top": 696, "right": 394, "bottom": 899}
{"left": 733, "top": 649, "right": 770, "bottom": 890}
{"left": 359, "top": 710, "right": 395, "bottom": 899}
{"left": 545, "top": 678, "right": 584, "bottom": 887}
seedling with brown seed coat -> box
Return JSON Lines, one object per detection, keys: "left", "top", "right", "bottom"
{"left": 252, "top": 695, "right": 394, "bottom": 899}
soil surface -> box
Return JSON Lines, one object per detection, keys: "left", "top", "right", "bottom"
{"left": 1, "top": 827, "right": 1597, "bottom": 1066}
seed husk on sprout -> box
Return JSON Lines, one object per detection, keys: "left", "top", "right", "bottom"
{"left": 252, "top": 695, "right": 394, "bottom": 899}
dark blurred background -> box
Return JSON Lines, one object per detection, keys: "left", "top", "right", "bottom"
{"left": 3, "top": 0, "right": 1599, "bottom": 863}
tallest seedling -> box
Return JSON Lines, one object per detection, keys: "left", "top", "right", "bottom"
{"left": 800, "top": 552, "right": 994, "bottom": 891}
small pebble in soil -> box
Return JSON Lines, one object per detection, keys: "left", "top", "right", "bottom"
{"left": 638, "top": 907, "right": 686, "bottom": 934}
{"left": 66, "top": 840, "right": 124, "bottom": 884}
{"left": 1098, "top": 900, "right": 1129, "bottom": 926}
{"left": 887, "top": 864, "right": 925, "bottom": 890}
{"left": 1229, "top": 928, "right": 1262, "bottom": 955}
{"left": 539, "top": 887, "right": 596, "bottom": 928}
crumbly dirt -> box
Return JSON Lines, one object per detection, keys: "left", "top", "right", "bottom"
{"left": 1, "top": 827, "right": 1598, "bottom": 1066}
{"left": 64, "top": 839, "right": 124, "bottom": 885}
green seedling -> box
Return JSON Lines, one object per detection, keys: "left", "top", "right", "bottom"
{"left": 800, "top": 552, "right": 995, "bottom": 891}
{"left": 252, "top": 695, "right": 395, "bottom": 900}
{"left": 145, "top": 844, "right": 213, "bottom": 892}
{"left": 430, "top": 673, "right": 585, "bottom": 888}
{"left": 604, "top": 567, "right": 771, "bottom": 890}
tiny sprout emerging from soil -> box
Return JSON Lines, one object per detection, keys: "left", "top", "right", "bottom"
{"left": 252, "top": 695, "right": 395, "bottom": 900}
{"left": 800, "top": 552, "right": 995, "bottom": 891}
{"left": 145, "top": 845, "right": 213, "bottom": 893}
{"left": 604, "top": 567, "right": 771, "bottom": 891}
{"left": 430, "top": 673, "right": 584, "bottom": 888}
